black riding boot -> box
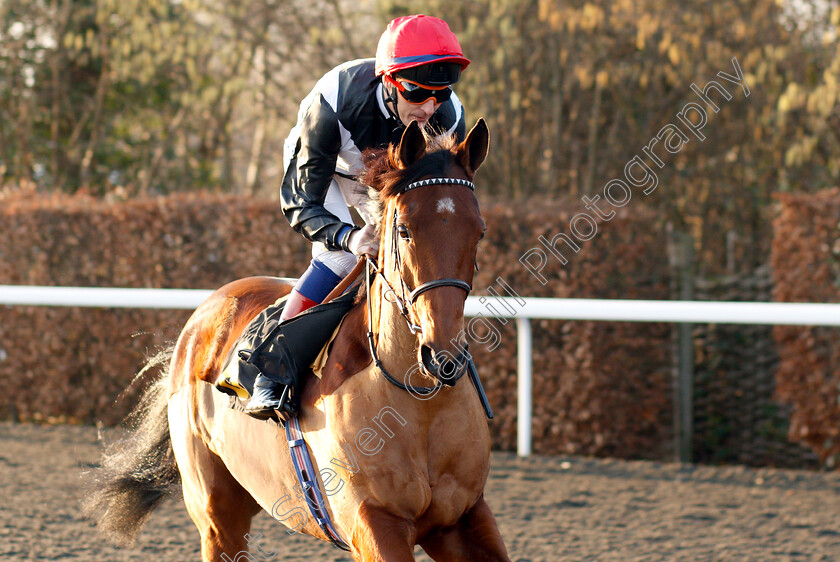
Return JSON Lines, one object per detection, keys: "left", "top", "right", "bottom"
{"left": 243, "top": 289, "right": 318, "bottom": 421}
{"left": 242, "top": 281, "right": 356, "bottom": 422}
{"left": 244, "top": 375, "right": 298, "bottom": 421}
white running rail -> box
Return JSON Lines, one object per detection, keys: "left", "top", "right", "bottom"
{"left": 2, "top": 285, "right": 839, "bottom": 458}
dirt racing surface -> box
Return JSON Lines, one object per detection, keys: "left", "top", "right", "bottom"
{"left": 2, "top": 421, "right": 840, "bottom": 561}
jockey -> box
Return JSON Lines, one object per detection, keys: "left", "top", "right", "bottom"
{"left": 245, "top": 14, "right": 470, "bottom": 418}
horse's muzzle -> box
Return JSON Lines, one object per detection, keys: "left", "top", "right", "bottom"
{"left": 420, "top": 344, "right": 470, "bottom": 386}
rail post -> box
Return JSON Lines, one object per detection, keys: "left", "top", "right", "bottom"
{"left": 670, "top": 231, "right": 695, "bottom": 463}
{"left": 516, "top": 317, "right": 533, "bottom": 457}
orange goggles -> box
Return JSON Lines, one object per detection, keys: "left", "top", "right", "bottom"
{"left": 389, "top": 77, "right": 452, "bottom": 105}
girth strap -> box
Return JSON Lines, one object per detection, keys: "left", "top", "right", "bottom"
{"left": 285, "top": 418, "right": 351, "bottom": 551}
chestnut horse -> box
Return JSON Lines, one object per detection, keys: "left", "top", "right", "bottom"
{"left": 85, "top": 119, "right": 510, "bottom": 561}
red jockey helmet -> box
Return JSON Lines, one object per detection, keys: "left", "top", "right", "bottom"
{"left": 375, "top": 15, "right": 470, "bottom": 87}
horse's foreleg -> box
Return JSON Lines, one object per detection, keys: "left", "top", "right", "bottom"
{"left": 169, "top": 391, "right": 262, "bottom": 561}
{"left": 419, "top": 495, "right": 510, "bottom": 562}
{"left": 350, "top": 500, "right": 417, "bottom": 562}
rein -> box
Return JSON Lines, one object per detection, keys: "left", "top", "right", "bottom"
{"left": 365, "top": 177, "right": 476, "bottom": 394}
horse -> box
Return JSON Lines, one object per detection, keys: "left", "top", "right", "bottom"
{"left": 84, "top": 119, "right": 511, "bottom": 561}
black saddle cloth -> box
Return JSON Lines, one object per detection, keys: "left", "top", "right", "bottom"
{"left": 215, "top": 287, "right": 359, "bottom": 401}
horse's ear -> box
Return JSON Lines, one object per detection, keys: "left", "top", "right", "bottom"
{"left": 398, "top": 121, "right": 427, "bottom": 168}
{"left": 457, "top": 118, "right": 490, "bottom": 177}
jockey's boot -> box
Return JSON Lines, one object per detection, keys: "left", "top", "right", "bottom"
{"left": 244, "top": 260, "right": 341, "bottom": 421}
{"left": 244, "top": 291, "right": 316, "bottom": 420}
{"left": 244, "top": 373, "right": 297, "bottom": 421}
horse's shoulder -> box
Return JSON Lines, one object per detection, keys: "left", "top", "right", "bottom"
{"left": 304, "top": 303, "right": 371, "bottom": 404}
{"left": 168, "top": 276, "right": 294, "bottom": 395}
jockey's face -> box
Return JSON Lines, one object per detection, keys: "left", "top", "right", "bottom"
{"left": 395, "top": 94, "right": 439, "bottom": 129}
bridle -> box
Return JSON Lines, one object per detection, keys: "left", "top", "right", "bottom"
{"left": 365, "top": 176, "right": 476, "bottom": 395}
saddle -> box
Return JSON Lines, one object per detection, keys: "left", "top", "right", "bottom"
{"left": 215, "top": 287, "right": 359, "bottom": 412}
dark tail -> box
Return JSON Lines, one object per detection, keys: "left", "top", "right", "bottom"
{"left": 82, "top": 348, "right": 181, "bottom": 545}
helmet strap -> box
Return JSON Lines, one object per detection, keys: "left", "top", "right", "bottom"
{"left": 382, "top": 76, "right": 402, "bottom": 121}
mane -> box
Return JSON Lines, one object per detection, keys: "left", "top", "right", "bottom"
{"left": 361, "top": 134, "right": 458, "bottom": 194}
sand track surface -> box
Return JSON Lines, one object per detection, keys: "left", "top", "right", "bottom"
{"left": 2, "top": 422, "right": 840, "bottom": 561}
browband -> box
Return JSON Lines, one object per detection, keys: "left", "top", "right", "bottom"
{"left": 402, "top": 177, "right": 475, "bottom": 192}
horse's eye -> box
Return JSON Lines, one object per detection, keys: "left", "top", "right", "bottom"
{"left": 479, "top": 229, "right": 486, "bottom": 241}
{"left": 397, "top": 225, "right": 411, "bottom": 240}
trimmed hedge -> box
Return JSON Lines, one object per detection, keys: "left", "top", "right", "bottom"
{"left": 772, "top": 188, "right": 840, "bottom": 466}
{"left": 0, "top": 190, "right": 309, "bottom": 425}
{"left": 0, "top": 189, "right": 671, "bottom": 458}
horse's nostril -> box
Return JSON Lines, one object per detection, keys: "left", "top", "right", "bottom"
{"left": 421, "top": 345, "right": 467, "bottom": 385}
{"left": 420, "top": 345, "right": 438, "bottom": 376}
{"left": 439, "top": 354, "right": 457, "bottom": 378}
